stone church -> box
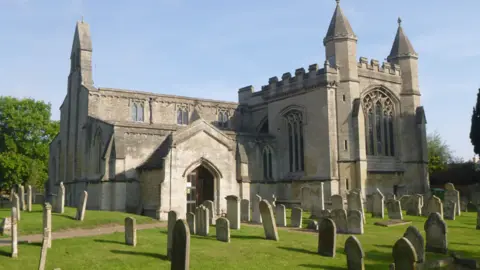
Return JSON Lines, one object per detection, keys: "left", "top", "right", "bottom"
{"left": 48, "top": 1, "right": 429, "bottom": 220}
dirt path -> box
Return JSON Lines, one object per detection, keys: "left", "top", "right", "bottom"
{"left": 0, "top": 222, "right": 167, "bottom": 247}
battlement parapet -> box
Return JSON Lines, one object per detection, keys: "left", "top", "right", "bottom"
{"left": 357, "top": 57, "right": 401, "bottom": 76}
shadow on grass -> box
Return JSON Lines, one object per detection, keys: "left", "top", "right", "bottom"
{"left": 277, "top": 246, "right": 317, "bottom": 255}
{"left": 110, "top": 250, "right": 168, "bottom": 261}
{"left": 0, "top": 249, "right": 11, "bottom": 257}
{"left": 450, "top": 242, "right": 480, "bottom": 247}
{"left": 94, "top": 239, "right": 124, "bottom": 245}
{"left": 230, "top": 235, "right": 264, "bottom": 240}
{"left": 54, "top": 214, "right": 77, "bottom": 220}
{"left": 191, "top": 235, "right": 216, "bottom": 241}
{"left": 373, "top": 244, "right": 392, "bottom": 249}
{"left": 160, "top": 231, "right": 168, "bottom": 235}
{"left": 298, "top": 264, "right": 344, "bottom": 269}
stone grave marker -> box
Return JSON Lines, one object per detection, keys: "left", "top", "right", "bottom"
{"left": 11, "top": 206, "right": 18, "bottom": 258}
{"left": 259, "top": 200, "right": 279, "bottom": 241}
{"left": 330, "top": 209, "right": 348, "bottom": 234}
{"left": 195, "top": 205, "right": 209, "bottom": 236}
{"left": 392, "top": 237, "right": 417, "bottom": 270}
{"left": 331, "top": 194, "right": 344, "bottom": 210}
{"left": 318, "top": 209, "right": 331, "bottom": 219}
{"left": 344, "top": 235, "right": 365, "bottom": 270}
{"left": 19, "top": 185, "right": 26, "bottom": 211}
{"left": 443, "top": 200, "right": 456, "bottom": 220}
{"left": 225, "top": 195, "right": 240, "bottom": 229}
{"left": 252, "top": 194, "right": 262, "bottom": 224}
{"left": 387, "top": 199, "right": 403, "bottom": 220}
{"left": 424, "top": 195, "right": 443, "bottom": 218}
{"left": 171, "top": 219, "right": 190, "bottom": 270}
{"left": 202, "top": 200, "right": 216, "bottom": 225}
{"left": 0, "top": 217, "right": 11, "bottom": 236}
{"left": 317, "top": 218, "right": 336, "bottom": 257}
{"left": 27, "top": 185, "right": 32, "bottom": 212}
{"left": 403, "top": 226, "right": 425, "bottom": 263}
{"left": 38, "top": 230, "right": 49, "bottom": 270}
{"left": 125, "top": 217, "right": 136, "bottom": 246}
{"left": 291, "top": 207, "right": 303, "bottom": 228}
{"left": 55, "top": 182, "right": 65, "bottom": 214}
{"left": 240, "top": 199, "right": 250, "bottom": 222}
{"left": 347, "top": 191, "right": 365, "bottom": 224}
{"left": 399, "top": 195, "right": 411, "bottom": 210}
{"left": 444, "top": 183, "right": 461, "bottom": 216}
{"left": 347, "top": 210, "right": 364, "bottom": 234}
{"left": 389, "top": 263, "right": 395, "bottom": 270}
{"left": 371, "top": 189, "right": 385, "bottom": 218}
{"left": 216, "top": 217, "right": 230, "bottom": 243}
{"left": 307, "top": 220, "right": 318, "bottom": 231}
{"left": 167, "top": 210, "right": 179, "bottom": 260}
{"left": 186, "top": 212, "right": 195, "bottom": 235}
{"left": 12, "top": 193, "right": 20, "bottom": 221}
{"left": 275, "top": 204, "right": 286, "bottom": 227}
{"left": 424, "top": 212, "right": 448, "bottom": 254}
{"left": 406, "top": 194, "right": 422, "bottom": 216}
{"left": 43, "top": 202, "right": 52, "bottom": 248}
{"left": 386, "top": 193, "right": 396, "bottom": 201}
{"left": 75, "top": 191, "right": 88, "bottom": 221}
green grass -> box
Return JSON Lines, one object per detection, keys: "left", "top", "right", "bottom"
{"left": 0, "top": 204, "right": 159, "bottom": 236}
{"left": 0, "top": 210, "right": 478, "bottom": 269}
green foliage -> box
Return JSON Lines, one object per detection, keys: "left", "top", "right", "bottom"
{"left": 0, "top": 96, "right": 59, "bottom": 192}
{"left": 470, "top": 88, "right": 480, "bottom": 155}
{"left": 427, "top": 130, "right": 453, "bottom": 175}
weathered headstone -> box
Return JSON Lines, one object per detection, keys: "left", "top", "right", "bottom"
{"left": 27, "top": 185, "right": 32, "bottom": 212}
{"left": 252, "top": 194, "right": 262, "bottom": 224}
{"left": 186, "top": 212, "right": 195, "bottom": 235}
{"left": 240, "top": 199, "right": 250, "bottom": 222}
{"left": 55, "top": 182, "right": 65, "bottom": 214}
{"left": 38, "top": 230, "right": 49, "bottom": 270}
{"left": 406, "top": 194, "right": 422, "bottom": 216}
{"left": 11, "top": 206, "right": 18, "bottom": 258}
{"left": 318, "top": 182, "right": 325, "bottom": 212}
{"left": 291, "top": 207, "right": 303, "bottom": 228}
{"left": 43, "top": 202, "right": 52, "bottom": 248}
{"left": 202, "top": 200, "right": 216, "bottom": 225}
{"left": 215, "top": 217, "right": 230, "bottom": 243}
{"left": 75, "top": 191, "right": 88, "bottom": 221}
{"left": 125, "top": 217, "right": 136, "bottom": 246}
{"left": 399, "top": 195, "right": 411, "bottom": 210}
{"left": 195, "top": 205, "right": 209, "bottom": 236}
{"left": 386, "top": 193, "right": 396, "bottom": 201}
{"left": 403, "top": 226, "right": 425, "bottom": 263}
{"left": 347, "top": 191, "right": 365, "bottom": 224}
{"left": 344, "top": 235, "right": 365, "bottom": 270}
{"left": 318, "top": 209, "right": 331, "bottom": 219}
{"left": 0, "top": 217, "right": 11, "bottom": 236}
{"left": 317, "top": 218, "right": 336, "bottom": 257}
{"left": 444, "top": 183, "right": 461, "bottom": 216}
{"left": 259, "top": 200, "right": 279, "bottom": 241}
{"left": 330, "top": 209, "right": 348, "bottom": 234}
{"left": 347, "top": 210, "right": 364, "bottom": 235}
{"left": 443, "top": 200, "right": 456, "bottom": 220}
{"left": 171, "top": 219, "right": 190, "bottom": 270}
{"left": 424, "top": 195, "right": 443, "bottom": 218}
{"left": 424, "top": 212, "right": 448, "bottom": 254}
{"left": 371, "top": 189, "right": 385, "bottom": 218}
{"left": 225, "top": 195, "right": 240, "bottom": 229}
{"left": 275, "top": 204, "right": 286, "bottom": 227}
{"left": 167, "top": 210, "right": 179, "bottom": 260}
{"left": 12, "top": 193, "right": 20, "bottom": 221}
{"left": 392, "top": 237, "right": 418, "bottom": 270}
{"left": 331, "top": 194, "right": 344, "bottom": 210}
{"left": 307, "top": 220, "right": 318, "bottom": 231}
{"left": 19, "top": 185, "right": 26, "bottom": 211}
{"left": 386, "top": 199, "right": 403, "bottom": 220}
{"left": 9, "top": 188, "right": 14, "bottom": 201}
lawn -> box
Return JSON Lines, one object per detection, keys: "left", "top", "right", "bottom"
{"left": 0, "top": 209, "right": 478, "bottom": 269}
{"left": 0, "top": 204, "right": 159, "bottom": 236}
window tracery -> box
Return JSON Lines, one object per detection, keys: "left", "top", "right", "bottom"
{"left": 284, "top": 110, "right": 305, "bottom": 172}
{"left": 131, "top": 102, "right": 144, "bottom": 122}
{"left": 217, "top": 111, "right": 229, "bottom": 128}
{"left": 177, "top": 106, "right": 189, "bottom": 125}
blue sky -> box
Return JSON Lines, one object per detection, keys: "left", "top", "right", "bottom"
{"left": 0, "top": 0, "right": 478, "bottom": 161}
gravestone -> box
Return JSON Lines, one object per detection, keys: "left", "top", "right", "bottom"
{"left": 19, "top": 185, "right": 26, "bottom": 211}
{"left": 330, "top": 209, "right": 348, "bottom": 234}
{"left": 344, "top": 235, "right": 365, "bottom": 270}
{"left": 318, "top": 182, "right": 325, "bottom": 212}
{"left": 171, "top": 219, "right": 190, "bottom": 270}
{"left": 386, "top": 193, "right": 396, "bottom": 201}
{"left": 444, "top": 183, "right": 461, "bottom": 216}
{"left": 0, "top": 217, "right": 11, "bottom": 236}
{"left": 366, "top": 195, "right": 373, "bottom": 213}
{"left": 125, "top": 217, "right": 136, "bottom": 246}
{"left": 406, "top": 194, "right": 422, "bottom": 216}
{"left": 371, "top": 189, "right": 385, "bottom": 218}
{"left": 443, "top": 200, "right": 456, "bottom": 220}
{"left": 11, "top": 206, "right": 18, "bottom": 258}
{"left": 195, "top": 205, "right": 209, "bottom": 236}
{"left": 43, "top": 202, "right": 52, "bottom": 248}
{"left": 403, "top": 226, "right": 425, "bottom": 263}
{"left": 12, "top": 193, "right": 20, "bottom": 221}
{"left": 186, "top": 212, "right": 195, "bottom": 235}
{"left": 424, "top": 212, "right": 448, "bottom": 254}
{"left": 317, "top": 218, "right": 336, "bottom": 257}
{"left": 259, "top": 200, "right": 279, "bottom": 241}
{"left": 252, "top": 194, "right": 262, "bottom": 224}
{"left": 307, "top": 220, "right": 318, "bottom": 231}
{"left": 202, "top": 200, "right": 216, "bottom": 226}
{"left": 240, "top": 199, "right": 250, "bottom": 222}
{"left": 392, "top": 237, "right": 418, "bottom": 270}
{"left": 291, "top": 207, "right": 303, "bottom": 228}
{"left": 27, "top": 185, "right": 32, "bottom": 212}
{"left": 38, "top": 230, "right": 49, "bottom": 270}
{"left": 225, "top": 195, "right": 240, "bottom": 229}
{"left": 318, "top": 209, "right": 331, "bottom": 219}
{"left": 347, "top": 210, "right": 364, "bottom": 234}
{"left": 386, "top": 199, "right": 403, "bottom": 220}
{"left": 347, "top": 191, "right": 365, "bottom": 224}
{"left": 215, "top": 217, "right": 230, "bottom": 243}
{"left": 424, "top": 195, "right": 443, "bottom": 218}
{"left": 75, "top": 191, "right": 88, "bottom": 221}
{"left": 167, "top": 210, "right": 179, "bottom": 260}
{"left": 389, "top": 263, "right": 395, "bottom": 270}
{"left": 331, "top": 195, "right": 344, "bottom": 210}
{"left": 275, "top": 204, "right": 286, "bottom": 227}
{"left": 399, "top": 195, "right": 411, "bottom": 210}
{"left": 55, "top": 182, "right": 65, "bottom": 214}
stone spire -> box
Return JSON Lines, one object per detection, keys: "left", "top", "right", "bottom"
{"left": 323, "top": 0, "right": 357, "bottom": 45}
{"left": 387, "top": 17, "right": 418, "bottom": 61}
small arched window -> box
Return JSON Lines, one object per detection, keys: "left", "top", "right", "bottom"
{"left": 177, "top": 108, "right": 189, "bottom": 125}
{"left": 131, "top": 102, "right": 144, "bottom": 122}
{"left": 217, "top": 111, "right": 228, "bottom": 128}
{"left": 284, "top": 110, "right": 305, "bottom": 172}
{"left": 262, "top": 146, "right": 273, "bottom": 180}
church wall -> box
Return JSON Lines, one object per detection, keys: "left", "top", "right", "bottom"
{"left": 139, "top": 169, "right": 163, "bottom": 219}
{"left": 365, "top": 172, "right": 403, "bottom": 195}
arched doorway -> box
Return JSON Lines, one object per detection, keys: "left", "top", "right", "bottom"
{"left": 186, "top": 165, "right": 215, "bottom": 213}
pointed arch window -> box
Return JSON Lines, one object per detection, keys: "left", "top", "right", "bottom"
{"left": 217, "top": 111, "right": 229, "bottom": 128}
{"left": 284, "top": 110, "right": 305, "bottom": 172}
{"left": 262, "top": 146, "right": 273, "bottom": 180}
{"left": 362, "top": 90, "right": 395, "bottom": 156}
{"left": 131, "top": 102, "right": 144, "bottom": 122}
{"left": 177, "top": 107, "right": 189, "bottom": 125}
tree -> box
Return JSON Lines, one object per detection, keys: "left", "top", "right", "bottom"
{"left": 0, "top": 96, "right": 59, "bottom": 192}
{"left": 427, "top": 131, "right": 453, "bottom": 175}
{"left": 470, "top": 88, "right": 480, "bottom": 155}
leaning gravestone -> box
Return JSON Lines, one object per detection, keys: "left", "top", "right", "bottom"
{"left": 259, "top": 200, "right": 279, "bottom": 241}
{"left": 38, "top": 230, "right": 49, "bottom": 270}
{"left": 406, "top": 195, "right": 422, "bottom": 216}
{"left": 75, "top": 191, "right": 88, "bottom": 221}
{"left": 443, "top": 200, "right": 456, "bottom": 220}
{"left": 19, "top": 185, "right": 26, "bottom": 211}
{"left": 0, "top": 217, "right": 11, "bottom": 236}
{"left": 171, "top": 219, "right": 190, "bottom": 270}
{"left": 347, "top": 210, "right": 364, "bottom": 234}
{"left": 424, "top": 212, "right": 448, "bottom": 254}
{"left": 186, "top": 212, "right": 196, "bottom": 235}
{"left": 399, "top": 195, "right": 411, "bottom": 210}
{"left": 331, "top": 195, "right": 344, "bottom": 210}
{"left": 252, "top": 194, "right": 262, "bottom": 224}
{"left": 424, "top": 195, "right": 443, "bottom": 218}
{"left": 387, "top": 199, "right": 403, "bottom": 220}
{"left": 167, "top": 210, "right": 179, "bottom": 260}
{"left": 371, "top": 189, "right": 385, "bottom": 219}
{"left": 317, "top": 218, "right": 336, "bottom": 257}
{"left": 43, "top": 202, "right": 52, "bottom": 248}
{"left": 403, "top": 226, "right": 425, "bottom": 263}
{"left": 240, "top": 199, "right": 250, "bottom": 222}
{"left": 347, "top": 191, "right": 365, "bottom": 224}
{"left": 202, "top": 200, "right": 216, "bottom": 226}
{"left": 216, "top": 217, "right": 230, "bottom": 243}
{"left": 392, "top": 237, "right": 418, "bottom": 270}
{"left": 225, "top": 195, "right": 240, "bottom": 229}
{"left": 344, "top": 235, "right": 365, "bottom": 270}
{"left": 275, "top": 204, "right": 286, "bottom": 227}
{"left": 12, "top": 193, "right": 20, "bottom": 221}
{"left": 27, "top": 185, "right": 32, "bottom": 212}
{"left": 11, "top": 206, "right": 18, "bottom": 258}
{"left": 55, "top": 182, "right": 65, "bottom": 214}
{"left": 444, "top": 183, "right": 461, "bottom": 216}
{"left": 291, "top": 207, "right": 303, "bottom": 228}
{"left": 125, "top": 217, "right": 136, "bottom": 246}
{"left": 330, "top": 209, "right": 348, "bottom": 234}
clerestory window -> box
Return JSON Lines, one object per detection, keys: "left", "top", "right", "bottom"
{"left": 363, "top": 90, "right": 395, "bottom": 156}
{"left": 284, "top": 110, "right": 305, "bottom": 172}
{"left": 217, "top": 111, "right": 229, "bottom": 128}
{"left": 131, "top": 102, "right": 144, "bottom": 122}
{"left": 177, "top": 108, "right": 189, "bottom": 125}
